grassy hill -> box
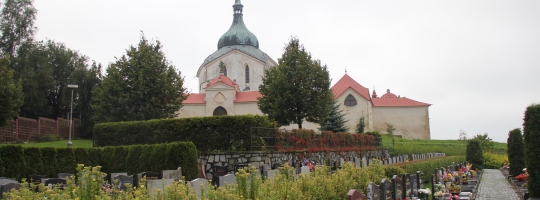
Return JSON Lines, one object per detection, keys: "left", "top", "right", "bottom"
{"left": 382, "top": 136, "right": 507, "bottom": 156}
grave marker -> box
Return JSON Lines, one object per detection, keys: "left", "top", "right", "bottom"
{"left": 347, "top": 189, "right": 367, "bottom": 200}
{"left": 114, "top": 175, "right": 133, "bottom": 191}
{"left": 147, "top": 179, "right": 174, "bottom": 197}
{"left": 218, "top": 174, "right": 237, "bottom": 187}
{"left": 189, "top": 178, "right": 209, "bottom": 199}
{"left": 367, "top": 182, "right": 380, "bottom": 200}
{"left": 0, "top": 183, "right": 21, "bottom": 199}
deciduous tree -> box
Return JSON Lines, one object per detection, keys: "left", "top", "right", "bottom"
{"left": 0, "top": 56, "right": 22, "bottom": 126}
{"left": 92, "top": 33, "right": 187, "bottom": 123}
{"left": 258, "top": 37, "right": 333, "bottom": 128}
{"left": 0, "top": 0, "right": 37, "bottom": 56}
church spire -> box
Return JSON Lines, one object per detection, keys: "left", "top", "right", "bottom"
{"left": 233, "top": 0, "right": 243, "bottom": 13}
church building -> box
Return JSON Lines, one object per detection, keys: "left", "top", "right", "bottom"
{"left": 177, "top": 0, "right": 432, "bottom": 139}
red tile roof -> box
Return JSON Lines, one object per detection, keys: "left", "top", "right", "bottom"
{"left": 331, "top": 74, "right": 371, "bottom": 100}
{"left": 372, "top": 90, "right": 431, "bottom": 107}
{"left": 205, "top": 75, "right": 237, "bottom": 89}
{"left": 235, "top": 91, "right": 261, "bottom": 102}
{"left": 183, "top": 93, "right": 206, "bottom": 104}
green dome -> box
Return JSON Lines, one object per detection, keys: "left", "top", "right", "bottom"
{"left": 217, "top": 0, "right": 259, "bottom": 49}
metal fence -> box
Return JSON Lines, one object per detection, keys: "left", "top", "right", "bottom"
{"left": 0, "top": 116, "right": 81, "bottom": 143}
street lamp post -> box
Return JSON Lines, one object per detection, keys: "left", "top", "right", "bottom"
{"left": 67, "top": 84, "right": 78, "bottom": 147}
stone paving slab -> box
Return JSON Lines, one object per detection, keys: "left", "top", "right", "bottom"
{"left": 475, "top": 169, "right": 520, "bottom": 200}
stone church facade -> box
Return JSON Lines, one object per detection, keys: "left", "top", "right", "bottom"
{"left": 177, "top": 0, "right": 431, "bottom": 139}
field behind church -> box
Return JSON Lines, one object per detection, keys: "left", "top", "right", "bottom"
{"left": 382, "top": 136, "right": 507, "bottom": 156}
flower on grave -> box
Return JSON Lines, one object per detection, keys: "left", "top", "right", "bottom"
{"left": 434, "top": 191, "right": 444, "bottom": 197}
{"left": 434, "top": 182, "right": 445, "bottom": 192}
{"left": 418, "top": 188, "right": 431, "bottom": 199}
{"left": 516, "top": 173, "right": 529, "bottom": 182}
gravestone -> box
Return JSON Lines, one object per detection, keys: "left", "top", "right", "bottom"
{"left": 213, "top": 165, "right": 229, "bottom": 186}
{"left": 354, "top": 157, "right": 361, "bottom": 167}
{"left": 300, "top": 166, "right": 310, "bottom": 176}
{"left": 264, "top": 170, "right": 276, "bottom": 181}
{"left": 366, "top": 182, "right": 380, "bottom": 200}
{"left": 44, "top": 178, "right": 67, "bottom": 189}
{"left": 362, "top": 157, "right": 367, "bottom": 168}
{"left": 110, "top": 172, "right": 128, "bottom": 184}
{"left": 261, "top": 164, "right": 271, "bottom": 176}
{"left": 347, "top": 189, "right": 366, "bottom": 200}
{"left": 163, "top": 167, "right": 182, "bottom": 182}
{"left": 218, "top": 174, "right": 237, "bottom": 187}
{"left": 431, "top": 174, "right": 436, "bottom": 200}
{"left": 381, "top": 178, "right": 392, "bottom": 200}
{"left": 0, "top": 183, "right": 21, "bottom": 199}
{"left": 114, "top": 175, "right": 133, "bottom": 191}
{"left": 189, "top": 178, "right": 209, "bottom": 199}
{"left": 137, "top": 172, "right": 160, "bottom": 187}
{"left": 0, "top": 178, "right": 18, "bottom": 186}
{"left": 402, "top": 174, "right": 410, "bottom": 199}
{"left": 392, "top": 175, "right": 403, "bottom": 200}
{"left": 340, "top": 158, "right": 345, "bottom": 167}
{"left": 147, "top": 179, "right": 174, "bottom": 197}
{"left": 57, "top": 173, "right": 74, "bottom": 180}
{"left": 28, "top": 175, "right": 47, "bottom": 185}
{"left": 409, "top": 173, "right": 418, "bottom": 197}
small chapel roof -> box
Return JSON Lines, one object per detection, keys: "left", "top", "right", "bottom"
{"left": 205, "top": 74, "right": 238, "bottom": 89}
{"left": 331, "top": 74, "right": 371, "bottom": 100}
{"left": 234, "top": 91, "right": 261, "bottom": 102}
{"left": 183, "top": 93, "right": 205, "bottom": 104}
{"left": 371, "top": 89, "right": 431, "bottom": 107}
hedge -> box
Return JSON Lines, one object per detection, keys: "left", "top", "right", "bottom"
{"left": 507, "top": 128, "right": 524, "bottom": 177}
{"left": 524, "top": 103, "right": 540, "bottom": 197}
{"left": 466, "top": 140, "right": 484, "bottom": 169}
{"left": 92, "top": 115, "right": 278, "bottom": 151}
{"left": 0, "top": 142, "right": 198, "bottom": 181}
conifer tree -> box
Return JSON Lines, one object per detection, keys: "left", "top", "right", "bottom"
{"left": 507, "top": 128, "right": 524, "bottom": 177}
{"left": 523, "top": 103, "right": 540, "bottom": 197}
{"left": 319, "top": 100, "right": 349, "bottom": 133}
{"left": 356, "top": 116, "right": 365, "bottom": 133}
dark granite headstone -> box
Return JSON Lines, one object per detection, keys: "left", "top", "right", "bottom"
{"left": 347, "top": 189, "right": 366, "bottom": 200}
{"left": 367, "top": 182, "right": 380, "bottom": 200}
{"left": 392, "top": 175, "right": 403, "bottom": 200}
{"left": 44, "top": 178, "right": 67, "bottom": 189}
{"left": 402, "top": 174, "right": 410, "bottom": 199}
{"left": 212, "top": 166, "right": 229, "bottom": 186}
{"left": 114, "top": 175, "right": 133, "bottom": 191}
{"left": 381, "top": 178, "right": 392, "bottom": 200}
{"left": 28, "top": 175, "right": 47, "bottom": 185}
{"left": 0, "top": 183, "right": 21, "bottom": 199}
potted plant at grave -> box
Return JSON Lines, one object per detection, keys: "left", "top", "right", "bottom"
{"left": 448, "top": 183, "right": 461, "bottom": 195}
{"left": 434, "top": 182, "right": 445, "bottom": 198}
{"left": 417, "top": 188, "right": 431, "bottom": 200}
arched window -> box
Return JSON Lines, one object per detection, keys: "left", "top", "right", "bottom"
{"left": 220, "top": 65, "right": 227, "bottom": 77}
{"left": 245, "top": 65, "right": 250, "bottom": 83}
{"left": 344, "top": 94, "right": 357, "bottom": 106}
{"left": 213, "top": 106, "right": 228, "bottom": 116}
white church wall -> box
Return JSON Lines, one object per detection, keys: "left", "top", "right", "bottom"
{"left": 177, "top": 104, "right": 206, "bottom": 118}
{"left": 205, "top": 87, "right": 237, "bottom": 116}
{"left": 335, "top": 88, "right": 372, "bottom": 133}
{"left": 234, "top": 102, "right": 263, "bottom": 115}
{"left": 372, "top": 106, "right": 430, "bottom": 139}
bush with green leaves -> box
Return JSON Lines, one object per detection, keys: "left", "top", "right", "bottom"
{"left": 23, "top": 147, "right": 43, "bottom": 176}
{"left": 507, "top": 128, "right": 524, "bottom": 176}
{"left": 466, "top": 140, "right": 484, "bottom": 169}
{"left": 0, "top": 145, "right": 25, "bottom": 179}
{"left": 56, "top": 147, "right": 76, "bottom": 174}
{"left": 93, "top": 114, "right": 277, "bottom": 151}
{"left": 524, "top": 103, "right": 540, "bottom": 197}
{"left": 40, "top": 147, "right": 58, "bottom": 177}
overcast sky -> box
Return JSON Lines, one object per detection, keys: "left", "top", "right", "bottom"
{"left": 33, "top": 0, "right": 540, "bottom": 143}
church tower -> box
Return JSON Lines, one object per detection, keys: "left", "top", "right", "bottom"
{"left": 196, "top": 0, "right": 277, "bottom": 93}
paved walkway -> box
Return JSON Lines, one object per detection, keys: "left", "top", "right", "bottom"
{"left": 475, "top": 169, "right": 520, "bottom": 200}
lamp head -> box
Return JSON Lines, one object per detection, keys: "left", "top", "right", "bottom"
{"left": 68, "top": 84, "right": 78, "bottom": 89}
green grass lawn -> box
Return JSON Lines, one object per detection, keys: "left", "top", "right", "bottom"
{"left": 15, "top": 140, "right": 94, "bottom": 148}
{"left": 382, "top": 136, "right": 507, "bottom": 156}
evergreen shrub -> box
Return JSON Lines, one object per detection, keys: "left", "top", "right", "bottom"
{"left": 125, "top": 145, "right": 142, "bottom": 175}
{"left": 524, "top": 103, "right": 540, "bottom": 197}
{"left": 466, "top": 140, "right": 484, "bottom": 169}
{"left": 23, "top": 147, "right": 43, "bottom": 177}
{"left": 507, "top": 128, "right": 525, "bottom": 176}
{"left": 73, "top": 148, "right": 91, "bottom": 166}
{"left": 0, "top": 145, "right": 25, "bottom": 179}
{"left": 93, "top": 115, "right": 277, "bottom": 151}
{"left": 56, "top": 147, "right": 76, "bottom": 174}
{"left": 40, "top": 147, "right": 58, "bottom": 177}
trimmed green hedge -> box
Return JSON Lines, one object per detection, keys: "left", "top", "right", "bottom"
{"left": 93, "top": 115, "right": 278, "bottom": 151}
{"left": 0, "top": 142, "right": 198, "bottom": 181}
